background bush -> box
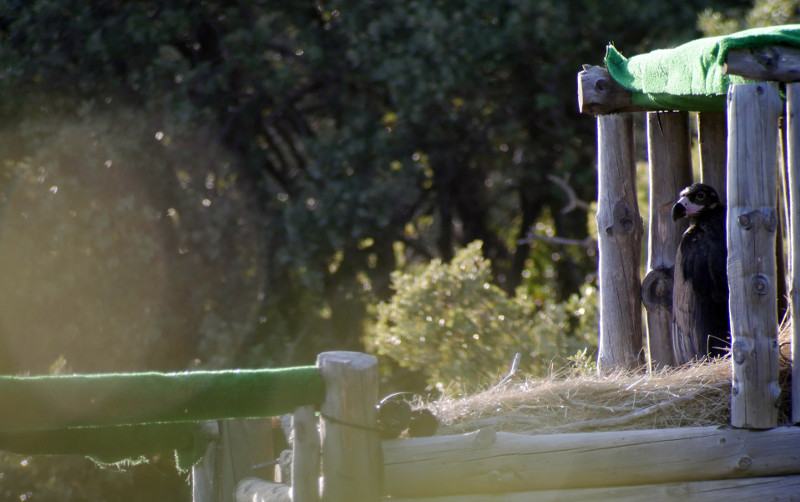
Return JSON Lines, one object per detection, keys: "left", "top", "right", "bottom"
{"left": 366, "top": 241, "right": 598, "bottom": 392}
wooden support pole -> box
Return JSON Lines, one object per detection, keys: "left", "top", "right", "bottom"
{"left": 292, "top": 405, "right": 320, "bottom": 502}
{"left": 642, "top": 111, "right": 692, "bottom": 368}
{"left": 727, "top": 82, "right": 782, "bottom": 429}
{"left": 596, "top": 114, "right": 644, "bottom": 372}
{"left": 382, "top": 426, "right": 800, "bottom": 498}
{"left": 219, "top": 419, "right": 275, "bottom": 502}
{"left": 577, "top": 65, "right": 648, "bottom": 115}
{"left": 317, "top": 351, "right": 380, "bottom": 502}
{"left": 384, "top": 475, "right": 800, "bottom": 502}
{"left": 778, "top": 116, "right": 791, "bottom": 322}
{"left": 697, "top": 111, "right": 728, "bottom": 201}
{"left": 193, "top": 421, "right": 221, "bottom": 502}
{"left": 787, "top": 83, "right": 800, "bottom": 424}
{"left": 724, "top": 45, "right": 800, "bottom": 82}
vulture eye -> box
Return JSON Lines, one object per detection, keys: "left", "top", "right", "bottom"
{"left": 695, "top": 192, "right": 706, "bottom": 201}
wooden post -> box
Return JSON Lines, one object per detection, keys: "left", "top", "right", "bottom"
{"left": 596, "top": 114, "right": 644, "bottom": 372}
{"left": 577, "top": 65, "right": 647, "bottom": 115}
{"left": 727, "top": 82, "right": 782, "bottom": 429}
{"left": 642, "top": 111, "right": 692, "bottom": 368}
{"left": 317, "top": 351, "right": 380, "bottom": 502}
{"left": 193, "top": 421, "right": 221, "bottom": 502}
{"left": 292, "top": 405, "right": 321, "bottom": 502}
{"left": 697, "top": 111, "right": 728, "bottom": 201}
{"left": 787, "top": 83, "right": 800, "bottom": 424}
{"left": 219, "top": 419, "right": 275, "bottom": 502}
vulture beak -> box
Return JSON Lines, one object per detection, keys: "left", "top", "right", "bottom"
{"left": 671, "top": 202, "right": 686, "bottom": 221}
{"left": 671, "top": 195, "right": 703, "bottom": 221}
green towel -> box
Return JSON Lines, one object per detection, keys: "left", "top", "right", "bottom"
{"left": 0, "top": 366, "right": 324, "bottom": 469}
{"left": 605, "top": 25, "right": 800, "bottom": 111}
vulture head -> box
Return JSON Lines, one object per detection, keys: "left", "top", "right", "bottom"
{"left": 671, "top": 183, "right": 721, "bottom": 222}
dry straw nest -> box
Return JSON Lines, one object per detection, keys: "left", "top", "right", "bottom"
{"left": 429, "top": 327, "right": 793, "bottom": 436}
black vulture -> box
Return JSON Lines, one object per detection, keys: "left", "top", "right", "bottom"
{"left": 671, "top": 183, "right": 730, "bottom": 364}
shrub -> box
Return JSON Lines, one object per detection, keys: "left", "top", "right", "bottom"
{"left": 365, "top": 241, "right": 598, "bottom": 392}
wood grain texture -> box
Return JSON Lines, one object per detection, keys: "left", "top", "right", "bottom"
{"left": 235, "top": 478, "right": 291, "bottom": 502}
{"left": 317, "top": 351, "right": 380, "bottom": 502}
{"left": 219, "top": 419, "right": 275, "bottom": 502}
{"left": 786, "top": 83, "right": 800, "bottom": 424}
{"left": 596, "top": 114, "right": 644, "bottom": 372}
{"left": 292, "top": 405, "right": 321, "bottom": 502}
{"left": 698, "top": 111, "right": 728, "bottom": 202}
{"left": 385, "top": 475, "right": 800, "bottom": 502}
{"left": 192, "top": 421, "right": 221, "bottom": 502}
{"left": 382, "top": 426, "right": 800, "bottom": 498}
{"left": 643, "top": 111, "right": 693, "bottom": 367}
{"left": 724, "top": 46, "right": 800, "bottom": 82}
{"left": 577, "top": 65, "right": 647, "bottom": 115}
{"left": 726, "top": 82, "right": 782, "bottom": 428}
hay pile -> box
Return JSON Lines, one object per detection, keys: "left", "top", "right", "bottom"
{"left": 428, "top": 327, "right": 792, "bottom": 436}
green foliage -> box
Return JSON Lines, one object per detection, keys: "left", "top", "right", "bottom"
{"left": 366, "top": 242, "right": 598, "bottom": 392}
{"left": 0, "top": 0, "right": 732, "bottom": 375}
{"left": 698, "top": 0, "right": 800, "bottom": 35}
{"left": 0, "top": 104, "right": 267, "bottom": 373}
{"left": 0, "top": 452, "right": 188, "bottom": 502}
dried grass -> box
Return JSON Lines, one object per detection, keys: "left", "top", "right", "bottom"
{"left": 426, "top": 325, "right": 793, "bottom": 436}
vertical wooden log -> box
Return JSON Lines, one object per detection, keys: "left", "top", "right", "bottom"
{"left": 787, "top": 83, "right": 800, "bottom": 424}
{"left": 292, "top": 405, "right": 321, "bottom": 502}
{"left": 219, "top": 419, "right": 274, "bottom": 502}
{"left": 642, "top": 111, "right": 693, "bottom": 368}
{"left": 777, "top": 117, "right": 790, "bottom": 323}
{"left": 596, "top": 114, "right": 644, "bottom": 373}
{"left": 727, "top": 82, "right": 782, "bottom": 429}
{"left": 698, "top": 111, "right": 728, "bottom": 201}
{"left": 193, "top": 421, "right": 221, "bottom": 502}
{"left": 317, "top": 351, "right": 380, "bottom": 502}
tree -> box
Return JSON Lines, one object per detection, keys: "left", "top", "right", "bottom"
{"left": 0, "top": 1, "right": 738, "bottom": 372}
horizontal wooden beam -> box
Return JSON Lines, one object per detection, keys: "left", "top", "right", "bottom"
{"left": 724, "top": 45, "right": 800, "bottom": 82}
{"left": 382, "top": 426, "right": 800, "bottom": 498}
{"left": 385, "top": 475, "right": 800, "bottom": 502}
{"left": 577, "top": 65, "right": 647, "bottom": 115}
{"left": 235, "top": 478, "right": 291, "bottom": 502}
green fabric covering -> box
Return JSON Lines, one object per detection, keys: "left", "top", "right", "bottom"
{"left": 604, "top": 25, "right": 800, "bottom": 111}
{"left": 0, "top": 366, "right": 324, "bottom": 469}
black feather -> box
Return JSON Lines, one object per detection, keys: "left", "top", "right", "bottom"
{"left": 671, "top": 183, "right": 730, "bottom": 363}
